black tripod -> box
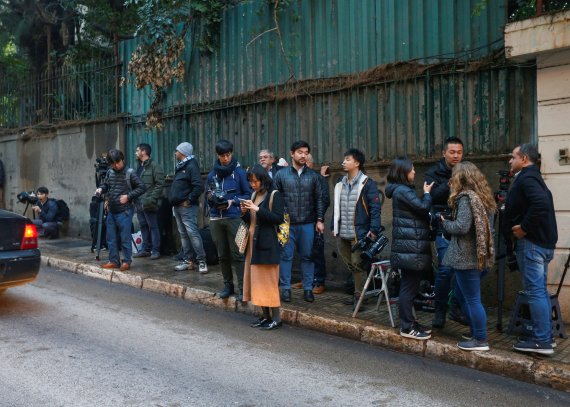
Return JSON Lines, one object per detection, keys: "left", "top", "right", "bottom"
{"left": 94, "top": 194, "right": 106, "bottom": 261}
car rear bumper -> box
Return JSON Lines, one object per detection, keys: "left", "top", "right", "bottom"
{"left": 0, "top": 248, "right": 41, "bottom": 288}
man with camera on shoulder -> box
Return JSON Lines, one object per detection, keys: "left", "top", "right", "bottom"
{"left": 207, "top": 139, "right": 252, "bottom": 301}
{"left": 32, "top": 186, "right": 62, "bottom": 239}
{"left": 331, "top": 148, "right": 382, "bottom": 309}
{"left": 95, "top": 149, "right": 145, "bottom": 271}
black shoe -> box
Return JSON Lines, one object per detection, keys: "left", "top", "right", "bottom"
{"left": 344, "top": 293, "right": 366, "bottom": 306}
{"left": 235, "top": 293, "right": 243, "bottom": 302}
{"left": 133, "top": 251, "right": 151, "bottom": 258}
{"left": 250, "top": 318, "right": 271, "bottom": 328}
{"left": 262, "top": 320, "right": 282, "bottom": 330}
{"left": 432, "top": 306, "right": 446, "bottom": 329}
{"left": 513, "top": 340, "right": 554, "bottom": 355}
{"left": 413, "top": 321, "right": 432, "bottom": 335}
{"left": 281, "top": 289, "right": 291, "bottom": 302}
{"left": 304, "top": 290, "right": 314, "bottom": 302}
{"left": 218, "top": 282, "right": 235, "bottom": 299}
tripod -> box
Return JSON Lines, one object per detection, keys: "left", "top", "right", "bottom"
{"left": 94, "top": 194, "right": 106, "bottom": 261}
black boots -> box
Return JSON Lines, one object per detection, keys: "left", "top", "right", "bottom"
{"left": 218, "top": 282, "right": 234, "bottom": 299}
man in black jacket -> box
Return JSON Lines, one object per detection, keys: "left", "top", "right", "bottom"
{"left": 505, "top": 143, "right": 558, "bottom": 355}
{"left": 424, "top": 136, "right": 465, "bottom": 328}
{"left": 95, "top": 149, "right": 145, "bottom": 271}
{"left": 169, "top": 142, "right": 208, "bottom": 274}
{"left": 31, "top": 186, "right": 62, "bottom": 238}
{"left": 274, "top": 140, "right": 325, "bottom": 303}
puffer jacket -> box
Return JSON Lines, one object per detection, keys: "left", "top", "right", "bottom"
{"left": 385, "top": 183, "right": 432, "bottom": 272}
{"left": 332, "top": 173, "right": 382, "bottom": 241}
{"left": 100, "top": 167, "right": 146, "bottom": 214}
{"left": 136, "top": 158, "right": 165, "bottom": 211}
{"left": 273, "top": 165, "right": 324, "bottom": 224}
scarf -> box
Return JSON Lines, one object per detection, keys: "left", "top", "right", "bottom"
{"left": 175, "top": 155, "right": 194, "bottom": 171}
{"left": 213, "top": 157, "right": 238, "bottom": 178}
{"left": 456, "top": 190, "right": 494, "bottom": 270}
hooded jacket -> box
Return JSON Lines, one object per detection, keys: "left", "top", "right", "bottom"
{"left": 385, "top": 183, "right": 432, "bottom": 272}
{"left": 206, "top": 158, "right": 252, "bottom": 219}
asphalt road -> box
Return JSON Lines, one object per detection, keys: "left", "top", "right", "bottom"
{"left": 0, "top": 266, "right": 568, "bottom": 407}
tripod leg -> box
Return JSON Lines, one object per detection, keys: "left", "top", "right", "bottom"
{"left": 352, "top": 265, "right": 376, "bottom": 318}
{"left": 95, "top": 199, "right": 105, "bottom": 260}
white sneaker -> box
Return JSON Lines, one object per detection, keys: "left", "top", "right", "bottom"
{"left": 198, "top": 261, "right": 208, "bottom": 274}
{"left": 174, "top": 260, "right": 194, "bottom": 271}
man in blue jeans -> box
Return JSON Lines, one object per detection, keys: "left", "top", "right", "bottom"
{"left": 424, "top": 136, "right": 465, "bottom": 328}
{"left": 273, "top": 140, "right": 324, "bottom": 303}
{"left": 169, "top": 142, "right": 209, "bottom": 274}
{"left": 505, "top": 143, "right": 558, "bottom": 355}
{"left": 96, "top": 149, "right": 146, "bottom": 271}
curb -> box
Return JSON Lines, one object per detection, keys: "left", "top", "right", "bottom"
{"left": 42, "top": 255, "right": 570, "bottom": 392}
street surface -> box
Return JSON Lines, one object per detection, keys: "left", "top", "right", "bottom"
{"left": 0, "top": 265, "right": 568, "bottom": 407}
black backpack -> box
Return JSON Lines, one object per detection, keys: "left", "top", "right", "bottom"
{"left": 56, "top": 199, "right": 70, "bottom": 221}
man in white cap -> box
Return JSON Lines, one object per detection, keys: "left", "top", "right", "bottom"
{"left": 168, "top": 142, "right": 208, "bottom": 273}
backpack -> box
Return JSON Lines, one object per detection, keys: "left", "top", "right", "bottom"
{"left": 56, "top": 199, "right": 70, "bottom": 221}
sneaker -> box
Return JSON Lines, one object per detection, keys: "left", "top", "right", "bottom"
{"left": 413, "top": 321, "right": 432, "bottom": 335}
{"left": 517, "top": 335, "right": 557, "bottom": 348}
{"left": 174, "top": 260, "right": 194, "bottom": 271}
{"left": 149, "top": 253, "right": 161, "bottom": 260}
{"left": 132, "top": 251, "right": 151, "bottom": 258}
{"left": 291, "top": 282, "right": 303, "bottom": 289}
{"left": 458, "top": 339, "right": 490, "bottom": 351}
{"left": 198, "top": 261, "right": 208, "bottom": 274}
{"left": 250, "top": 318, "right": 270, "bottom": 328}
{"left": 262, "top": 320, "right": 282, "bottom": 330}
{"left": 513, "top": 340, "right": 554, "bottom": 355}
{"left": 400, "top": 327, "right": 431, "bottom": 340}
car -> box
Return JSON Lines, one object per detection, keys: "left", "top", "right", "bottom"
{"left": 0, "top": 209, "right": 41, "bottom": 294}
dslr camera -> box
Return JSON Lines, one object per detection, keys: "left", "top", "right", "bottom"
{"left": 17, "top": 191, "right": 38, "bottom": 205}
{"left": 351, "top": 227, "right": 389, "bottom": 260}
{"left": 208, "top": 177, "right": 237, "bottom": 209}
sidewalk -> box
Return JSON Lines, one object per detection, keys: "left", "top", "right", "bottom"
{"left": 40, "top": 237, "right": 569, "bottom": 392}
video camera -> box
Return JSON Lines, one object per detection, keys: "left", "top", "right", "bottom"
{"left": 494, "top": 170, "right": 512, "bottom": 206}
{"left": 94, "top": 156, "right": 110, "bottom": 188}
{"left": 351, "top": 227, "right": 389, "bottom": 260}
{"left": 17, "top": 191, "right": 38, "bottom": 205}
{"left": 208, "top": 177, "right": 237, "bottom": 209}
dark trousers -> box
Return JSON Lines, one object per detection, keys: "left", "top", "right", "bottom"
{"left": 137, "top": 210, "right": 161, "bottom": 255}
{"left": 210, "top": 217, "right": 244, "bottom": 290}
{"left": 398, "top": 268, "right": 423, "bottom": 330}
{"left": 313, "top": 232, "right": 326, "bottom": 285}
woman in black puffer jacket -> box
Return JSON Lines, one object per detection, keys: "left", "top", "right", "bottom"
{"left": 385, "top": 157, "right": 433, "bottom": 340}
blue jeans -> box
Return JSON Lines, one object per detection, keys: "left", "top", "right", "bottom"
{"left": 106, "top": 208, "right": 134, "bottom": 265}
{"left": 173, "top": 205, "right": 206, "bottom": 262}
{"left": 454, "top": 268, "right": 487, "bottom": 341}
{"left": 516, "top": 238, "right": 554, "bottom": 343}
{"left": 434, "top": 234, "right": 454, "bottom": 308}
{"left": 280, "top": 223, "right": 315, "bottom": 290}
{"left": 136, "top": 210, "right": 161, "bottom": 255}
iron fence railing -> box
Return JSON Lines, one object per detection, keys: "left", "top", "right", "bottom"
{"left": 0, "top": 59, "right": 121, "bottom": 129}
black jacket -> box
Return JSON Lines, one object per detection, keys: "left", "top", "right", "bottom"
{"left": 316, "top": 170, "right": 331, "bottom": 217}
{"left": 38, "top": 198, "right": 60, "bottom": 222}
{"left": 100, "top": 168, "right": 146, "bottom": 214}
{"left": 504, "top": 165, "right": 557, "bottom": 249}
{"left": 242, "top": 189, "right": 285, "bottom": 265}
{"left": 424, "top": 158, "right": 452, "bottom": 214}
{"left": 385, "top": 183, "right": 432, "bottom": 272}
{"left": 169, "top": 158, "right": 204, "bottom": 206}
{"left": 273, "top": 165, "right": 324, "bottom": 224}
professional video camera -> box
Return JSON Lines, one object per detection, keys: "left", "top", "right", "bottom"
{"left": 351, "top": 227, "right": 389, "bottom": 260}
{"left": 94, "top": 156, "right": 110, "bottom": 188}
{"left": 17, "top": 191, "right": 38, "bottom": 205}
{"left": 208, "top": 177, "right": 237, "bottom": 209}
{"left": 494, "top": 170, "right": 512, "bottom": 206}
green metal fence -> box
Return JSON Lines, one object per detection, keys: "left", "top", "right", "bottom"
{"left": 0, "top": 59, "right": 120, "bottom": 128}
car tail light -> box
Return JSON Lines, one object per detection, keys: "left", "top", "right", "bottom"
{"left": 21, "top": 223, "right": 38, "bottom": 250}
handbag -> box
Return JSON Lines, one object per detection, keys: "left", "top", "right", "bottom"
{"left": 269, "top": 190, "right": 290, "bottom": 247}
{"left": 234, "top": 221, "right": 249, "bottom": 254}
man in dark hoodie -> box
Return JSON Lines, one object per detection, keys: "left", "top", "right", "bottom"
{"left": 206, "top": 139, "right": 252, "bottom": 301}
{"left": 505, "top": 143, "right": 557, "bottom": 356}
{"left": 169, "top": 142, "right": 208, "bottom": 273}
{"left": 95, "top": 149, "right": 146, "bottom": 271}
{"left": 424, "top": 136, "right": 465, "bottom": 328}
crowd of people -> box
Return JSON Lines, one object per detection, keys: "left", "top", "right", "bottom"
{"left": 91, "top": 137, "right": 558, "bottom": 354}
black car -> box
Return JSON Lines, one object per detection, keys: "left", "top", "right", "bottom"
{"left": 0, "top": 209, "right": 41, "bottom": 294}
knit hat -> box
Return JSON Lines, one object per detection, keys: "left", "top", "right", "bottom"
{"left": 176, "top": 142, "right": 193, "bottom": 157}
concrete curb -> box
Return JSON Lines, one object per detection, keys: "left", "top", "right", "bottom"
{"left": 43, "top": 255, "right": 570, "bottom": 392}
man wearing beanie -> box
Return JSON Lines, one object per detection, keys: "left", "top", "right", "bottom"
{"left": 169, "top": 142, "right": 208, "bottom": 273}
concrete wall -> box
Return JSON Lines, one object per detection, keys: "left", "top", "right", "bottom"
{"left": 0, "top": 121, "right": 124, "bottom": 239}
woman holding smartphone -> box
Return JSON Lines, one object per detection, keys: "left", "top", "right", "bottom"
{"left": 240, "top": 164, "right": 285, "bottom": 330}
